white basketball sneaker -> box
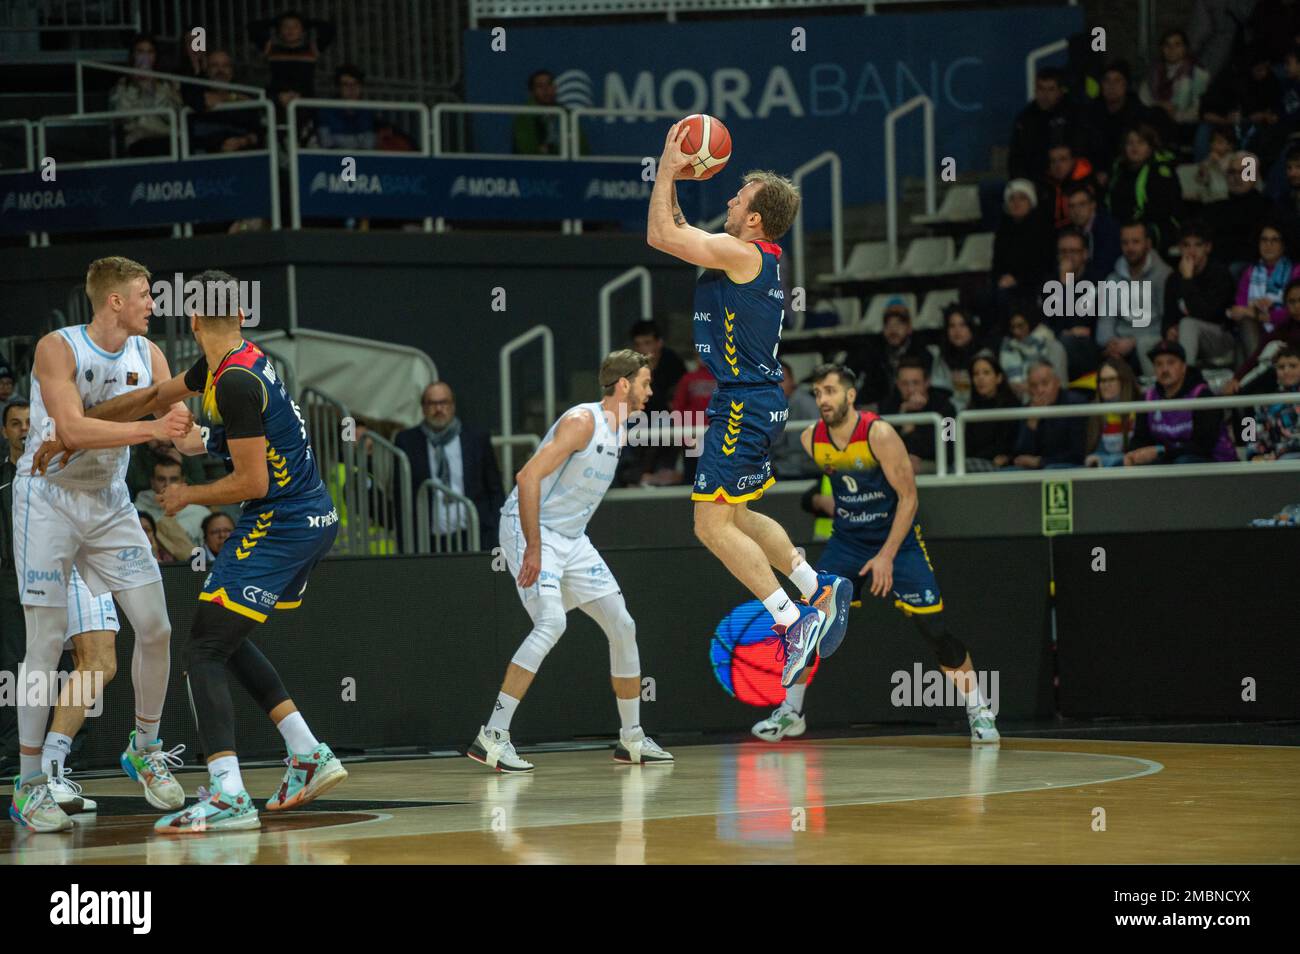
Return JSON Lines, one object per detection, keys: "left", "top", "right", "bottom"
{"left": 9, "top": 774, "right": 74, "bottom": 832}
{"left": 467, "top": 726, "right": 535, "bottom": 773}
{"left": 48, "top": 770, "right": 96, "bottom": 813}
{"left": 751, "top": 702, "right": 807, "bottom": 742}
{"left": 968, "top": 706, "right": 1001, "bottom": 744}
{"left": 613, "top": 727, "right": 673, "bottom": 764}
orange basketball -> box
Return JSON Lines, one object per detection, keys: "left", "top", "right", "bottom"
{"left": 678, "top": 114, "right": 732, "bottom": 180}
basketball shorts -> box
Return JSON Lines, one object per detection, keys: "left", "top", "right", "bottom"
{"left": 199, "top": 488, "right": 338, "bottom": 623}
{"left": 499, "top": 512, "right": 620, "bottom": 616}
{"left": 64, "top": 565, "right": 120, "bottom": 642}
{"left": 690, "top": 383, "right": 788, "bottom": 504}
{"left": 11, "top": 475, "right": 161, "bottom": 608}
{"left": 817, "top": 523, "right": 943, "bottom": 615}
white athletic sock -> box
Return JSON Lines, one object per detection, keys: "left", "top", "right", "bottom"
{"left": 785, "top": 683, "right": 807, "bottom": 713}
{"left": 133, "top": 717, "right": 160, "bottom": 750}
{"left": 951, "top": 672, "right": 987, "bottom": 712}
{"left": 488, "top": 692, "right": 519, "bottom": 731}
{"left": 20, "top": 753, "right": 41, "bottom": 780}
{"left": 763, "top": 588, "right": 800, "bottom": 629}
{"left": 789, "top": 561, "right": 819, "bottom": 600}
{"left": 276, "top": 711, "right": 319, "bottom": 755}
{"left": 616, "top": 696, "right": 640, "bottom": 733}
{"left": 43, "top": 732, "right": 73, "bottom": 778}
{"left": 208, "top": 755, "right": 244, "bottom": 797}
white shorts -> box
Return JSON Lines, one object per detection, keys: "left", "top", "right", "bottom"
{"left": 65, "top": 564, "right": 120, "bottom": 642}
{"left": 11, "top": 475, "right": 161, "bottom": 609}
{"left": 500, "top": 512, "right": 620, "bottom": 614}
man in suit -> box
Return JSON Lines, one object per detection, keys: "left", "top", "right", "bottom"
{"left": 396, "top": 382, "right": 504, "bottom": 550}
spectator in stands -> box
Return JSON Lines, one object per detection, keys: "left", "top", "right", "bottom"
{"left": 1204, "top": 151, "right": 1274, "bottom": 264}
{"left": 0, "top": 365, "right": 17, "bottom": 403}
{"left": 1200, "top": 46, "right": 1281, "bottom": 163}
{"left": 248, "top": 10, "right": 335, "bottom": 113}
{"left": 182, "top": 49, "right": 262, "bottom": 155}
{"left": 1126, "top": 340, "right": 1236, "bottom": 463}
{"left": 1225, "top": 277, "right": 1300, "bottom": 393}
{"left": 314, "top": 64, "right": 378, "bottom": 150}
{"left": 127, "top": 437, "right": 205, "bottom": 500}
{"left": 964, "top": 351, "right": 1021, "bottom": 471}
{"left": 1164, "top": 220, "right": 1238, "bottom": 364}
{"left": 137, "top": 511, "right": 176, "bottom": 565}
{"left": 1099, "top": 220, "right": 1172, "bottom": 375}
{"left": 1000, "top": 302, "right": 1069, "bottom": 400}
{"left": 927, "top": 305, "right": 982, "bottom": 410}
{"left": 617, "top": 319, "right": 688, "bottom": 485}
{"left": 135, "top": 458, "right": 210, "bottom": 548}
{"left": 671, "top": 360, "right": 716, "bottom": 485}
{"left": 1084, "top": 357, "right": 1139, "bottom": 467}
{"left": 992, "top": 179, "right": 1055, "bottom": 314}
{"left": 848, "top": 300, "right": 933, "bottom": 407}
{"left": 395, "top": 382, "right": 504, "bottom": 548}
{"left": 1007, "top": 360, "right": 1088, "bottom": 469}
{"left": 1084, "top": 61, "right": 1161, "bottom": 185}
{"left": 1189, "top": 0, "right": 1258, "bottom": 82}
{"left": 513, "top": 69, "right": 589, "bottom": 156}
{"left": 1228, "top": 220, "right": 1299, "bottom": 357}
{"left": 1273, "top": 143, "right": 1300, "bottom": 238}
{"left": 772, "top": 361, "right": 821, "bottom": 478}
{"left": 1246, "top": 345, "right": 1300, "bottom": 458}
{"left": 1041, "top": 144, "right": 1096, "bottom": 230}
{"left": 201, "top": 511, "right": 235, "bottom": 562}
{"left": 1009, "top": 66, "right": 1081, "bottom": 181}
{"left": 110, "top": 33, "right": 183, "bottom": 157}
{"left": 1278, "top": 45, "right": 1300, "bottom": 136}
{"left": 1139, "top": 29, "right": 1211, "bottom": 151}
{"left": 1066, "top": 181, "right": 1122, "bottom": 279}
{"left": 1251, "top": 0, "right": 1300, "bottom": 63}
{"left": 877, "top": 356, "right": 955, "bottom": 475}
{"left": 1106, "top": 124, "right": 1183, "bottom": 251}
{"left": 1044, "top": 227, "right": 1101, "bottom": 380}
{"left": 1184, "top": 125, "right": 1237, "bottom": 204}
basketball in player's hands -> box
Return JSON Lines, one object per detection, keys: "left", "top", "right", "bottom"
{"left": 676, "top": 114, "right": 732, "bottom": 180}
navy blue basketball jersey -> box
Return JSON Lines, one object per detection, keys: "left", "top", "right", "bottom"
{"left": 693, "top": 240, "right": 786, "bottom": 386}
{"left": 196, "top": 341, "right": 323, "bottom": 506}
{"left": 811, "top": 411, "right": 898, "bottom": 541}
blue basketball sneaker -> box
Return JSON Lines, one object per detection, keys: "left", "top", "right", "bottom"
{"left": 805, "top": 572, "right": 852, "bottom": 658}
{"left": 154, "top": 784, "right": 259, "bottom": 834}
{"left": 778, "top": 604, "right": 826, "bottom": 688}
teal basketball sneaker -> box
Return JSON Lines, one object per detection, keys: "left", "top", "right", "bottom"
{"left": 265, "top": 743, "right": 349, "bottom": 812}
{"left": 154, "top": 784, "right": 260, "bottom": 834}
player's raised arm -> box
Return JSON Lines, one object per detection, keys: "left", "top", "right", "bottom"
{"left": 32, "top": 333, "right": 189, "bottom": 453}
{"left": 513, "top": 408, "right": 595, "bottom": 588}
{"left": 646, "top": 122, "right": 758, "bottom": 277}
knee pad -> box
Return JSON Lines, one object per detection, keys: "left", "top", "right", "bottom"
{"left": 510, "top": 603, "right": 567, "bottom": 673}
{"left": 911, "top": 613, "right": 967, "bottom": 669}
{"left": 582, "top": 595, "right": 640, "bottom": 678}
{"left": 182, "top": 602, "right": 256, "bottom": 671}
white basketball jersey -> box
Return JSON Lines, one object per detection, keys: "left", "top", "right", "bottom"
{"left": 502, "top": 402, "right": 623, "bottom": 538}
{"left": 18, "top": 325, "right": 154, "bottom": 489}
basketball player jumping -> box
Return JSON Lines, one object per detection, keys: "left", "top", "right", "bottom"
{"left": 751, "top": 364, "right": 1000, "bottom": 744}
{"left": 647, "top": 122, "right": 851, "bottom": 687}
{"left": 469, "top": 349, "right": 672, "bottom": 773}
{"left": 10, "top": 256, "right": 192, "bottom": 833}
{"left": 39, "top": 269, "right": 349, "bottom": 831}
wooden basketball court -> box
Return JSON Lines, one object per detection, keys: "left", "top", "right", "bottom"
{"left": 4, "top": 734, "right": 1296, "bottom": 864}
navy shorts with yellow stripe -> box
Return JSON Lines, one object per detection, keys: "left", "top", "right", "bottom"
{"left": 817, "top": 523, "right": 943, "bottom": 615}
{"left": 690, "top": 383, "right": 788, "bottom": 504}
{"left": 199, "top": 489, "right": 338, "bottom": 623}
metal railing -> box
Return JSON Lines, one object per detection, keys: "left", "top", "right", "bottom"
{"left": 178, "top": 98, "right": 280, "bottom": 230}
{"left": 491, "top": 434, "right": 542, "bottom": 493}
{"left": 0, "top": 119, "right": 34, "bottom": 170}
{"left": 38, "top": 107, "right": 178, "bottom": 167}
{"left": 499, "top": 326, "right": 556, "bottom": 483}
{"left": 0, "top": 0, "right": 140, "bottom": 33}
{"left": 883, "top": 94, "right": 935, "bottom": 271}
{"left": 76, "top": 61, "right": 265, "bottom": 116}
{"left": 414, "top": 478, "right": 483, "bottom": 553}
{"left": 790, "top": 150, "right": 843, "bottom": 294}
{"left": 287, "top": 97, "right": 431, "bottom": 229}
{"left": 1025, "top": 39, "right": 1070, "bottom": 101}
{"left": 433, "top": 103, "right": 570, "bottom": 159}
{"left": 598, "top": 266, "right": 652, "bottom": 365}
{"left": 952, "top": 392, "right": 1299, "bottom": 475}
{"left": 568, "top": 107, "right": 681, "bottom": 162}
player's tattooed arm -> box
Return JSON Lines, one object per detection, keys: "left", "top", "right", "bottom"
{"left": 671, "top": 181, "right": 687, "bottom": 228}
{"left": 512, "top": 409, "right": 595, "bottom": 588}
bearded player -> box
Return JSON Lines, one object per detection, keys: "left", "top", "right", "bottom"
{"left": 9, "top": 257, "right": 194, "bottom": 833}
{"left": 647, "top": 121, "right": 851, "bottom": 687}
{"left": 469, "top": 349, "right": 672, "bottom": 772}
{"left": 751, "top": 364, "right": 1000, "bottom": 744}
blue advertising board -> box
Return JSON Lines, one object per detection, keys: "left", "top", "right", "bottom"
{"left": 464, "top": 7, "right": 1084, "bottom": 228}
{"left": 0, "top": 154, "right": 273, "bottom": 235}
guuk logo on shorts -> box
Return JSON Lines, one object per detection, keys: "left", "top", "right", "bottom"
{"left": 26, "top": 568, "right": 63, "bottom": 586}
